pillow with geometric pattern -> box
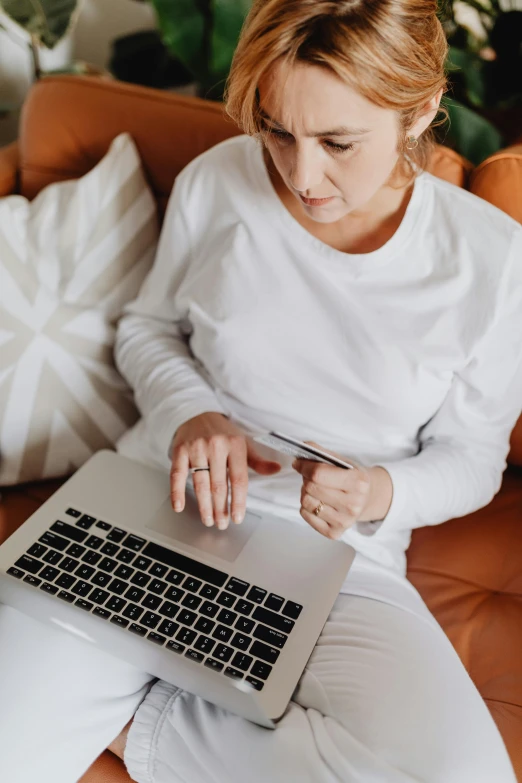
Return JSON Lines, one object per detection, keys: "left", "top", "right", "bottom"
{"left": 0, "top": 133, "right": 159, "bottom": 485}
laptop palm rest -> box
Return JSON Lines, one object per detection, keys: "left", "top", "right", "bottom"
{"left": 146, "top": 491, "right": 261, "bottom": 563}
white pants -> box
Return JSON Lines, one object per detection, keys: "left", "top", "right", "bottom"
{"left": 0, "top": 553, "right": 516, "bottom": 783}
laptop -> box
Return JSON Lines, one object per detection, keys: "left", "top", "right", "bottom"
{"left": 0, "top": 449, "right": 355, "bottom": 728}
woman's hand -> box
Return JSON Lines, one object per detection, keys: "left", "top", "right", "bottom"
{"left": 171, "top": 412, "right": 282, "bottom": 530}
{"left": 292, "top": 441, "right": 380, "bottom": 540}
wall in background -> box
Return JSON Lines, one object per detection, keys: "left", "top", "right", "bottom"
{"left": 0, "top": 0, "right": 157, "bottom": 146}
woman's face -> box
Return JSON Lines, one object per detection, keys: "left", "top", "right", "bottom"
{"left": 257, "top": 61, "right": 407, "bottom": 225}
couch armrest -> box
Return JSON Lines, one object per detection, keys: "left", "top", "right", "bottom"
{"left": 0, "top": 142, "right": 19, "bottom": 196}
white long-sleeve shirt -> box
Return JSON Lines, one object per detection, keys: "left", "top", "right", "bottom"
{"left": 115, "top": 134, "right": 522, "bottom": 575}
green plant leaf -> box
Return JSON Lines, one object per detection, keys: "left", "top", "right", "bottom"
{"left": 149, "top": 0, "right": 206, "bottom": 82}
{"left": 447, "top": 46, "right": 487, "bottom": 107}
{"left": 0, "top": 0, "right": 79, "bottom": 48}
{"left": 443, "top": 98, "right": 503, "bottom": 164}
{"left": 210, "top": 0, "right": 251, "bottom": 76}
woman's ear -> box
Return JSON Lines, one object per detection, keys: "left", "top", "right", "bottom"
{"left": 410, "top": 88, "right": 444, "bottom": 138}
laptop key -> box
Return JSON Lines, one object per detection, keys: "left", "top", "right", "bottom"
{"left": 7, "top": 567, "right": 24, "bottom": 579}
{"left": 245, "top": 676, "right": 265, "bottom": 691}
{"left": 181, "top": 594, "right": 201, "bottom": 610}
{"left": 148, "top": 632, "right": 167, "bottom": 645}
{"left": 91, "top": 571, "right": 111, "bottom": 587}
{"left": 106, "top": 596, "right": 126, "bottom": 613}
{"left": 235, "top": 616, "right": 255, "bottom": 634}
{"left": 131, "top": 572, "right": 151, "bottom": 588}
{"left": 39, "top": 532, "right": 69, "bottom": 551}
{"left": 101, "top": 542, "right": 120, "bottom": 557}
{"left": 96, "top": 520, "right": 111, "bottom": 531}
{"left": 194, "top": 635, "right": 215, "bottom": 654}
{"left": 165, "top": 586, "right": 184, "bottom": 603}
{"left": 231, "top": 633, "right": 251, "bottom": 652}
{"left": 40, "top": 566, "right": 60, "bottom": 582}
{"left": 15, "top": 555, "right": 44, "bottom": 574}
{"left": 213, "top": 644, "right": 233, "bottom": 662}
{"left": 252, "top": 607, "right": 295, "bottom": 634}
{"left": 246, "top": 586, "right": 267, "bottom": 604}
{"left": 183, "top": 577, "right": 202, "bottom": 593}
{"left": 133, "top": 556, "right": 152, "bottom": 571}
{"left": 185, "top": 649, "right": 204, "bottom": 663}
{"left": 90, "top": 589, "right": 110, "bottom": 605}
{"left": 123, "top": 603, "right": 145, "bottom": 621}
{"left": 178, "top": 610, "right": 197, "bottom": 627}
{"left": 128, "top": 623, "right": 147, "bottom": 637}
{"left": 107, "top": 579, "right": 129, "bottom": 595}
{"left": 212, "top": 625, "right": 233, "bottom": 643}
{"left": 176, "top": 627, "right": 197, "bottom": 646}
{"left": 117, "top": 548, "right": 136, "bottom": 564}
{"left": 235, "top": 599, "right": 255, "bottom": 616}
{"left": 51, "top": 520, "right": 88, "bottom": 543}
{"left": 57, "top": 590, "right": 75, "bottom": 603}
{"left": 76, "top": 514, "right": 96, "bottom": 530}
{"left": 166, "top": 640, "right": 185, "bottom": 654}
{"left": 166, "top": 569, "right": 185, "bottom": 585}
{"left": 224, "top": 666, "right": 244, "bottom": 680}
{"left": 224, "top": 578, "right": 249, "bottom": 597}
{"left": 82, "top": 550, "right": 102, "bottom": 566}
{"left": 251, "top": 660, "right": 273, "bottom": 680}
{"left": 199, "top": 584, "right": 219, "bottom": 600}
{"left": 231, "top": 652, "right": 253, "bottom": 671}
{"left": 93, "top": 607, "right": 111, "bottom": 619}
{"left": 110, "top": 616, "right": 130, "bottom": 629}
{"left": 216, "top": 592, "right": 236, "bottom": 608}
{"left": 158, "top": 620, "right": 179, "bottom": 638}
{"left": 149, "top": 579, "right": 167, "bottom": 595}
{"left": 43, "top": 549, "right": 63, "bottom": 565}
{"left": 75, "top": 599, "right": 93, "bottom": 612}
{"left": 66, "top": 544, "right": 86, "bottom": 559}
{"left": 60, "top": 557, "right": 79, "bottom": 573}
{"left": 107, "top": 528, "right": 126, "bottom": 543}
{"left": 72, "top": 581, "right": 92, "bottom": 597}
{"left": 125, "top": 586, "right": 145, "bottom": 603}
{"left": 282, "top": 601, "right": 303, "bottom": 620}
{"left": 122, "top": 534, "right": 146, "bottom": 552}
{"left": 142, "top": 594, "right": 162, "bottom": 610}
{"left": 158, "top": 601, "right": 179, "bottom": 619}
{"left": 115, "top": 565, "right": 134, "bottom": 580}
{"left": 141, "top": 611, "right": 161, "bottom": 629}
{"left": 253, "top": 625, "right": 288, "bottom": 649}
{"left": 149, "top": 563, "right": 168, "bottom": 579}
{"left": 195, "top": 616, "right": 215, "bottom": 634}
{"left": 27, "top": 543, "right": 47, "bottom": 559}
{"left": 200, "top": 600, "right": 219, "bottom": 618}
{"left": 40, "top": 582, "right": 59, "bottom": 595}
{"left": 84, "top": 535, "right": 104, "bottom": 550}
{"left": 216, "top": 609, "right": 237, "bottom": 627}
{"left": 23, "top": 575, "right": 41, "bottom": 587}
{"left": 264, "top": 593, "right": 285, "bottom": 612}
{"left": 56, "top": 573, "right": 75, "bottom": 589}
{"left": 250, "top": 641, "right": 280, "bottom": 665}
{"left": 75, "top": 564, "right": 95, "bottom": 580}
{"left": 99, "top": 557, "right": 117, "bottom": 573}
{"left": 66, "top": 508, "right": 81, "bottom": 518}
{"left": 205, "top": 658, "right": 224, "bottom": 672}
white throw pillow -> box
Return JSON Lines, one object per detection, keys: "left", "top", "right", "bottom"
{"left": 0, "top": 132, "right": 159, "bottom": 485}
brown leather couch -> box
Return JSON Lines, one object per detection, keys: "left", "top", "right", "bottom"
{"left": 0, "top": 75, "right": 521, "bottom": 782}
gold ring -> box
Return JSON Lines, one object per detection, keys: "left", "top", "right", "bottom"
{"left": 313, "top": 501, "right": 324, "bottom": 516}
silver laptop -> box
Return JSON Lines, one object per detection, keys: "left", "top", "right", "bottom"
{"left": 0, "top": 449, "right": 355, "bottom": 728}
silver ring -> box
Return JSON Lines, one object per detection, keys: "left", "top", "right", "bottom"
{"left": 189, "top": 466, "right": 210, "bottom": 474}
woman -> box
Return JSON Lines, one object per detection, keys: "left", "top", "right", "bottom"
{"left": 1, "top": 0, "right": 521, "bottom": 781}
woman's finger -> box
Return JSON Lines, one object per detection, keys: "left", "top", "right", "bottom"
{"left": 207, "top": 435, "right": 231, "bottom": 530}
{"left": 227, "top": 436, "right": 249, "bottom": 524}
{"left": 301, "top": 479, "right": 368, "bottom": 519}
{"left": 301, "top": 492, "right": 351, "bottom": 537}
{"left": 170, "top": 445, "right": 190, "bottom": 512}
{"left": 189, "top": 438, "right": 215, "bottom": 527}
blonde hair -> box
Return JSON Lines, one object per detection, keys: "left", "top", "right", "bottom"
{"left": 223, "top": 0, "right": 448, "bottom": 177}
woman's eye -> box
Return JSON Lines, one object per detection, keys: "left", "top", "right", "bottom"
{"left": 261, "top": 124, "right": 354, "bottom": 154}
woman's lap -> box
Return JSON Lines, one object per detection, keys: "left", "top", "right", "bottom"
{"left": 0, "top": 557, "right": 516, "bottom": 783}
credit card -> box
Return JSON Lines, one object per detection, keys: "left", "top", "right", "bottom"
{"left": 253, "top": 431, "right": 355, "bottom": 470}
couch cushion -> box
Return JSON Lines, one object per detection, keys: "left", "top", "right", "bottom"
{"left": 0, "top": 133, "right": 158, "bottom": 486}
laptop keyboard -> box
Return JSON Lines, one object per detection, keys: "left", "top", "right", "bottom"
{"left": 5, "top": 508, "right": 303, "bottom": 692}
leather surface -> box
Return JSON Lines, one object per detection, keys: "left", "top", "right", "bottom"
{"left": 1, "top": 75, "right": 521, "bottom": 782}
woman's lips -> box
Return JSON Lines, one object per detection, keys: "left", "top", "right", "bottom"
{"left": 300, "top": 195, "right": 335, "bottom": 206}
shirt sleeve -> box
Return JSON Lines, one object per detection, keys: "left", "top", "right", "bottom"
{"left": 114, "top": 173, "right": 228, "bottom": 462}
{"left": 367, "top": 227, "right": 522, "bottom": 535}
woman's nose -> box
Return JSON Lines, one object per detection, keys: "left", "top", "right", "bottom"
{"left": 288, "top": 146, "right": 324, "bottom": 194}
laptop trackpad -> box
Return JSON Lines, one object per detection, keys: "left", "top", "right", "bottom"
{"left": 146, "top": 491, "right": 261, "bottom": 563}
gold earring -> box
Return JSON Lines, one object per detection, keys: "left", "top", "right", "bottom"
{"left": 405, "top": 135, "right": 418, "bottom": 150}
